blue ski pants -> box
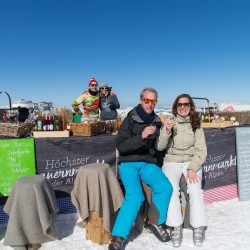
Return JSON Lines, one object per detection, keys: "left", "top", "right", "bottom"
{"left": 112, "top": 161, "right": 173, "bottom": 239}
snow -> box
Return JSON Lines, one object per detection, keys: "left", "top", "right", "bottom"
{"left": 218, "top": 102, "right": 250, "bottom": 112}
{"left": 1, "top": 198, "right": 250, "bottom": 249}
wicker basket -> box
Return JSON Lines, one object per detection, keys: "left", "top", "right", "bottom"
{"left": 0, "top": 122, "right": 35, "bottom": 138}
{"left": 69, "top": 121, "right": 106, "bottom": 136}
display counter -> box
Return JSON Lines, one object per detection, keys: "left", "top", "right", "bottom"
{"left": 0, "top": 127, "right": 243, "bottom": 200}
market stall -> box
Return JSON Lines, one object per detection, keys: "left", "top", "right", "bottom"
{"left": 1, "top": 125, "right": 250, "bottom": 225}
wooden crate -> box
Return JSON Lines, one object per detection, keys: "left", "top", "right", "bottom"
{"left": 69, "top": 121, "right": 106, "bottom": 136}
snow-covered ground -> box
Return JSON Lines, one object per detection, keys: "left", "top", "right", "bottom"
{"left": 1, "top": 198, "right": 250, "bottom": 249}
{"left": 218, "top": 102, "right": 250, "bottom": 112}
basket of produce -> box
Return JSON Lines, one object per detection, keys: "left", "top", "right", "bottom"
{"left": 69, "top": 121, "right": 106, "bottom": 136}
{"left": 0, "top": 122, "right": 35, "bottom": 138}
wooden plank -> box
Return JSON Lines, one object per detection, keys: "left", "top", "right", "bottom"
{"left": 33, "top": 131, "right": 70, "bottom": 138}
{"left": 201, "top": 121, "right": 235, "bottom": 128}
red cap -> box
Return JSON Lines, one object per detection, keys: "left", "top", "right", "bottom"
{"left": 88, "top": 77, "right": 97, "bottom": 86}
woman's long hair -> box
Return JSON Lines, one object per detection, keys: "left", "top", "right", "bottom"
{"left": 172, "top": 93, "right": 201, "bottom": 130}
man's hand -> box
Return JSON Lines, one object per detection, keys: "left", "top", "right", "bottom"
{"left": 142, "top": 125, "right": 156, "bottom": 140}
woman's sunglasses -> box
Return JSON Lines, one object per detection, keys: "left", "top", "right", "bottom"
{"left": 141, "top": 98, "right": 157, "bottom": 105}
{"left": 100, "top": 87, "right": 108, "bottom": 90}
{"left": 177, "top": 103, "right": 190, "bottom": 107}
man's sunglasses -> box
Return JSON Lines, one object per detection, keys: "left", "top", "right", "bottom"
{"left": 90, "top": 84, "right": 98, "bottom": 87}
{"left": 141, "top": 98, "right": 157, "bottom": 105}
{"left": 100, "top": 87, "right": 109, "bottom": 90}
{"left": 177, "top": 103, "right": 190, "bottom": 107}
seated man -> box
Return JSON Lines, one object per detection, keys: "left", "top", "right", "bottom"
{"left": 108, "top": 87, "right": 173, "bottom": 250}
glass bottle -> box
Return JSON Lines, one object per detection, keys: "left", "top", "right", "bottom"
{"left": 53, "top": 109, "right": 59, "bottom": 131}
{"left": 37, "top": 112, "right": 43, "bottom": 131}
{"left": 49, "top": 113, "right": 54, "bottom": 131}
{"left": 117, "top": 116, "right": 122, "bottom": 129}
{"left": 200, "top": 109, "right": 205, "bottom": 123}
{"left": 209, "top": 109, "right": 214, "bottom": 123}
{"left": 43, "top": 113, "right": 49, "bottom": 131}
{"left": 2, "top": 111, "right": 7, "bottom": 123}
{"left": 204, "top": 111, "right": 209, "bottom": 123}
{"left": 61, "top": 107, "right": 67, "bottom": 131}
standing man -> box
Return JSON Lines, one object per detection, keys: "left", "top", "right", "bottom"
{"left": 109, "top": 87, "right": 173, "bottom": 250}
{"left": 72, "top": 77, "right": 100, "bottom": 118}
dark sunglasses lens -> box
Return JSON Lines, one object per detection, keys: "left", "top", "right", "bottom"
{"left": 177, "top": 103, "right": 190, "bottom": 107}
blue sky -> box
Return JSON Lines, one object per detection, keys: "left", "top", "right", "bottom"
{"left": 0, "top": 0, "right": 250, "bottom": 109}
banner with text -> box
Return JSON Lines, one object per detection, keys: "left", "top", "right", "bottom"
{"left": 202, "top": 127, "right": 237, "bottom": 190}
{"left": 35, "top": 135, "right": 116, "bottom": 193}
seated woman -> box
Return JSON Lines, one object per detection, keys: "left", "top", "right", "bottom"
{"left": 156, "top": 93, "right": 207, "bottom": 247}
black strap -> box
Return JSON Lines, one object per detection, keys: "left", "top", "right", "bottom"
{"left": 0, "top": 91, "right": 12, "bottom": 110}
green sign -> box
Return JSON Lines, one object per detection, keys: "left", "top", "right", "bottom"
{"left": 0, "top": 138, "right": 36, "bottom": 196}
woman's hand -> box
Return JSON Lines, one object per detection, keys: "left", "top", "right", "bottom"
{"left": 186, "top": 169, "right": 200, "bottom": 184}
{"left": 165, "top": 119, "right": 176, "bottom": 134}
{"left": 109, "top": 90, "right": 116, "bottom": 96}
